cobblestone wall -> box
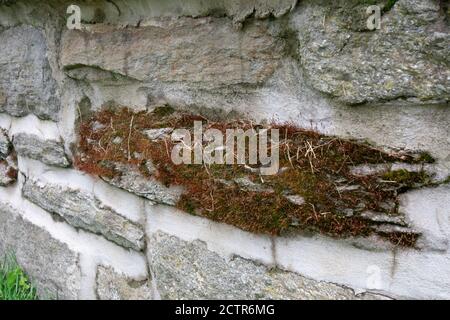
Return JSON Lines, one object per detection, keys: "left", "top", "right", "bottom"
{"left": 0, "top": 0, "right": 449, "bottom": 299}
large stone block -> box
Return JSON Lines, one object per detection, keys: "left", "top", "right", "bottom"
{"left": 0, "top": 25, "right": 60, "bottom": 120}
{"left": 293, "top": 0, "right": 449, "bottom": 105}
{"left": 61, "top": 17, "right": 283, "bottom": 89}
{"left": 96, "top": 266, "right": 153, "bottom": 300}
{"left": 22, "top": 178, "right": 145, "bottom": 251}
{"left": 12, "top": 133, "right": 70, "bottom": 168}
{"left": 147, "top": 231, "right": 383, "bottom": 300}
{"left": 101, "top": 163, "right": 182, "bottom": 206}
{"left": 0, "top": 203, "right": 81, "bottom": 300}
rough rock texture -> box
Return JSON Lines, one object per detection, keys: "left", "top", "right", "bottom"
{"left": 293, "top": 0, "right": 449, "bottom": 105}
{"left": 0, "top": 203, "right": 81, "bottom": 300}
{"left": 12, "top": 133, "right": 70, "bottom": 167}
{"left": 0, "top": 90, "right": 5, "bottom": 108}
{"left": 102, "top": 163, "right": 182, "bottom": 206}
{"left": 61, "top": 18, "right": 283, "bottom": 89}
{"left": 0, "top": 25, "right": 60, "bottom": 120}
{"left": 0, "top": 0, "right": 297, "bottom": 25}
{"left": 96, "top": 266, "right": 153, "bottom": 300}
{"left": 0, "top": 129, "right": 17, "bottom": 186}
{"left": 0, "top": 0, "right": 449, "bottom": 301}
{"left": 399, "top": 184, "right": 450, "bottom": 251}
{"left": 22, "top": 179, "right": 145, "bottom": 251}
{"left": 143, "top": 128, "right": 173, "bottom": 141}
{"left": 0, "top": 155, "right": 17, "bottom": 186}
{"left": 0, "top": 129, "right": 10, "bottom": 158}
{"left": 147, "top": 232, "right": 385, "bottom": 300}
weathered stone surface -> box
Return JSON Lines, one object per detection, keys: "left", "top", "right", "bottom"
{"left": 0, "top": 0, "right": 296, "bottom": 26}
{"left": 0, "top": 155, "right": 17, "bottom": 186}
{"left": 78, "top": 0, "right": 297, "bottom": 25}
{"left": 0, "top": 0, "right": 448, "bottom": 301}
{"left": 143, "top": 128, "right": 173, "bottom": 141}
{"left": 361, "top": 211, "right": 405, "bottom": 225}
{"left": 399, "top": 184, "right": 450, "bottom": 251}
{"left": 22, "top": 178, "right": 145, "bottom": 251}
{"left": 96, "top": 266, "right": 153, "bottom": 300}
{"left": 102, "top": 163, "right": 182, "bottom": 206}
{"left": 0, "top": 25, "right": 60, "bottom": 120}
{"left": 0, "top": 129, "right": 10, "bottom": 158}
{"left": 284, "top": 194, "right": 305, "bottom": 206}
{"left": 350, "top": 164, "right": 391, "bottom": 177}
{"left": 61, "top": 17, "right": 283, "bottom": 89}
{"left": 0, "top": 203, "right": 81, "bottom": 300}
{"left": 12, "top": 133, "right": 70, "bottom": 167}
{"left": 233, "top": 177, "right": 274, "bottom": 193}
{"left": 0, "top": 89, "right": 5, "bottom": 107}
{"left": 147, "top": 231, "right": 385, "bottom": 300}
{"left": 0, "top": 129, "right": 17, "bottom": 186}
{"left": 218, "top": 0, "right": 297, "bottom": 24}
{"left": 293, "top": 0, "right": 449, "bottom": 105}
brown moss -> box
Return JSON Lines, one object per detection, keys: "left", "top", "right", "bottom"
{"left": 5, "top": 166, "right": 17, "bottom": 180}
{"left": 75, "top": 107, "right": 433, "bottom": 247}
{"left": 382, "top": 232, "right": 420, "bottom": 247}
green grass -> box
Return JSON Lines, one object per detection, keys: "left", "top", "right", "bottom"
{"left": 0, "top": 254, "right": 38, "bottom": 300}
{"left": 384, "top": 0, "right": 398, "bottom": 12}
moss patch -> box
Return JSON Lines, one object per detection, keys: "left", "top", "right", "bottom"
{"left": 75, "top": 106, "right": 436, "bottom": 247}
{"left": 382, "top": 169, "right": 432, "bottom": 186}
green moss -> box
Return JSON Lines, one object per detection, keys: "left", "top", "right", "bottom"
{"left": 152, "top": 105, "right": 175, "bottom": 118}
{"left": 278, "top": 26, "right": 300, "bottom": 61}
{"left": 383, "top": 0, "right": 398, "bottom": 12}
{"left": 382, "top": 169, "right": 431, "bottom": 185}
{"left": 416, "top": 152, "right": 435, "bottom": 164}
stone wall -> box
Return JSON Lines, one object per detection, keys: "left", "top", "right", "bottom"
{"left": 0, "top": 0, "right": 449, "bottom": 299}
